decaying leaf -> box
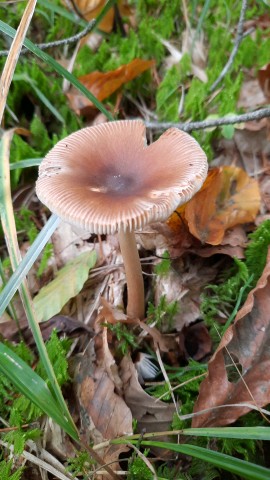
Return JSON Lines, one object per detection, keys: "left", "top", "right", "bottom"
{"left": 234, "top": 125, "right": 270, "bottom": 176}
{"left": 169, "top": 166, "right": 260, "bottom": 245}
{"left": 74, "top": 327, "right": 132, "bottom": 472}
{"left": 67, "top": 58, "right": 155, "bottom": 115}
{"left": 66, "top": 0, "right": 132, "bottom": 33}
{"left": 33, "top": 250, "right": 97, "bottom": 322}
{"left": 258, "top": 63, "right": 270, "bottom": 100}
{"left": 120, "top": 355, "right": 176, "bottom": 435}
{"left": 154, "top": 257, "right": 217, "bottom": 331}
{"left": 0, "top": 314, "right": 92, "bottom": 345}
{"left": 192, "top": 248, "right": 270, "bottom": 427}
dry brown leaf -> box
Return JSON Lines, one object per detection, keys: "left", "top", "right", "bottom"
{"left": 258, "top": 63, "right": 270, "bottom": 100}
{"left": 67, "top": 58, "right": 155, "bottom": 115}
{"left": 237, "top": 79, "right": 268, "bottom": 110}
{"left": 170, "top": 166, "right": 260, "bottom": 245}
{"left": 75, "top": 329, "right": 132, "bottom": 444}
{"left": 184, "top": 322, "right": 212, "bottom": 362}
{"left": 120, "top": 355, "right": 175, "bottom": 434}
{"left": 67, "top": 0, "right": 132, "bottom": 33}
{"left": 154, "top": 258, "right": 217, "bottom": 331}
{"left": 192, "top": 248, "right": 270, "bottom": 427}
{"left": 244, "top": 13, "right": 270, "bottom": 31}
{"left": 234, "top": 125, "right": 270, "bottom": 176}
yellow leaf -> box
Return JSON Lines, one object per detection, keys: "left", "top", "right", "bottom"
{"left": 68, "top": 0, "right": 133, "bottom": 33}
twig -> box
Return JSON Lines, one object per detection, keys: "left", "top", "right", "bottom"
{"left": 145, "top": 107, "right": 270, "bottom": 132}
{"left": 0, "top": 20, "right": 95, "bottom": 56}
{"left": 210, "top": 0, "right": 248, "bottom": 92}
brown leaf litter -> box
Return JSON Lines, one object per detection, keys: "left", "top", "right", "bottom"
{"left": 74, "top": 326, "right": 132, "bottom": 471}
{"left": 192, "top": 249, "right": 270, "bottom": 428}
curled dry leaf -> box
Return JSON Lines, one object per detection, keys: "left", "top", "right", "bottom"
{"left": 0, "top": 314, "right": 92, "bottom": 345}
{"left": 67, "top": 58, "right": 155, "bottom": 115}
{"left": 66, "top": 0, "right": 132, "bottom": 33}
{"left": 74, "top": 328, "right": 132, "bottom": 470}
{"left": 258, "top": 63, "right": 270, "bottom": 100}
{"left": 120, "top": 355, "right": 176, "bottom": 437}
{"left": 169, "top": 166, "right": 260, "bottom": 245}
{"left": 192, "top": 248, "right": 270, "bottom": 427}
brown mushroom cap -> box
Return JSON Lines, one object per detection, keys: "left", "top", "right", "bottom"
{"left": 36, "top": 120, "right": 208, "bottom": 234}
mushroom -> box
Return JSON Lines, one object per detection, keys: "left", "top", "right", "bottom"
{"left": 36, "top": 120, "right": 208, "bottom": 319}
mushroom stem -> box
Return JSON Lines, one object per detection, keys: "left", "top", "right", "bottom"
{"left": 118, "top": 229, "right": 145, "bottom": 319}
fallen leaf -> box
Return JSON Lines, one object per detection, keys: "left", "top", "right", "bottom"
{"left": 184, "top": 322, "right": 212, "bottom": 361}
{"left": 244, "top": 13, "right": 270, "bottom": 31}
{"left": 67, "top": 0, "right": 132, "bottom": 33}
{"left": 120, "top": 355, "right": 175, "bottom": 435}
{"left": 154, "top": 257, "right": 217, "bottom": 331}
{"left": 234, "top": 125, "right": 270, "bottom": 176}
{"left": 171, "top": 166, "right": 260, "bottom": 245}
{"left": 192, "top": 248, "right": 270, "bottom": 427}
{"left": 0, "top": 314, "right": 92, "bottom": 345}
{"left": 67, "top": 58, "right": 155, "bottom": 115}
{"left": 74, "top": 328, "right": 132, "bottom": 470}
{"left": 237, "top": 79, "right": 268, "bottom": 109}
{"left": 258, "top": 63, "right": 270, "bottom": 100}
{"left": 33, "top": 250, "right": 97, "bottom": 322}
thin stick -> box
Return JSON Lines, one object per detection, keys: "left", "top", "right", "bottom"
{"left": 0, "top": 20, "right": 96, "bottom": 56}
{"left": 210, "top": 0, "right": 248, "bottom": 92}
{"left": 145, "top": 107, "right": 270, "bottom": 132}
{"left": 118, "top": 229, "right": 145, "bottom": 319}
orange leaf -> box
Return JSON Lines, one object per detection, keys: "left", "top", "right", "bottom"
{"left": 68, "top": 0, "right": 132, "bottom": 33}
{"left": 67, "top": 58, "right": 155, "bottom": 115}
{"left": 258, "top": 63, "right": 270, "bottom": 100}
{"left": 167, "top": 169, "right": 218, "bottom": 233}
{"left": 170, "top": 166, "right": 260, "bottom": 245}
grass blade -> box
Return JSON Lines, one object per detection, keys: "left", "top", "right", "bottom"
{"left": 0, "top": 213, "right": 60, "bottom": 317}
{"left": 0, "top": 342, "right": 78, "bottom": 440}
{"left": 116, "top": 426, "right": 270, "bottom": 443}
{"left": 180, "top": 426, "right": 270, "bottom": 441}
{"left": 139, "top": 441, "right": 270, "bottom": 480}
{"left": 9, "top": 158, "right": 42, "bottom": 169}
{"left": 0, "top": 129, "right": 78, "bottom": 440}
{"left": 0, "top": 1, "right": 117, "bottom": 120}
{"left": 37, "top": 0, "right": 87, "bottom": 27}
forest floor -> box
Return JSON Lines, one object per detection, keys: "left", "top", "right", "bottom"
{"left": 1, "top": 1, "right": 270, "bottom": 479}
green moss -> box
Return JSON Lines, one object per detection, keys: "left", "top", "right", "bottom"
{"left": 157, "top": 55, "right": 191, "bottom": 121}
{"left": 201, "top": 220, "right": 270, "bottom": 341}
{"left": 184, "top": 78, "right": 208, "bottom": 120}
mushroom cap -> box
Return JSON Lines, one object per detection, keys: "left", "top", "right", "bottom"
{"left": 36, "top": 120, "right": 208, "bottom": 234}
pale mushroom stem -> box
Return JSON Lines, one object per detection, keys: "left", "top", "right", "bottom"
{"left": 118, "top": 229, "right": 145, "bottom": 319}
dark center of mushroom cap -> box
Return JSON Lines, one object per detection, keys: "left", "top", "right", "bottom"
{"left": 88, "top": 168, "right": 138, "bottom": 197}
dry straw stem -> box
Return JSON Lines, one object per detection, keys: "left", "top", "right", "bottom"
{"left": 0, "top": 440, "right": 79, "bottom": 480}
{"left": 0, "top": 0, "right": 37, "bottom": 125}
{"left": 145, "top": 107, "right": 270, "bottom": 132}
